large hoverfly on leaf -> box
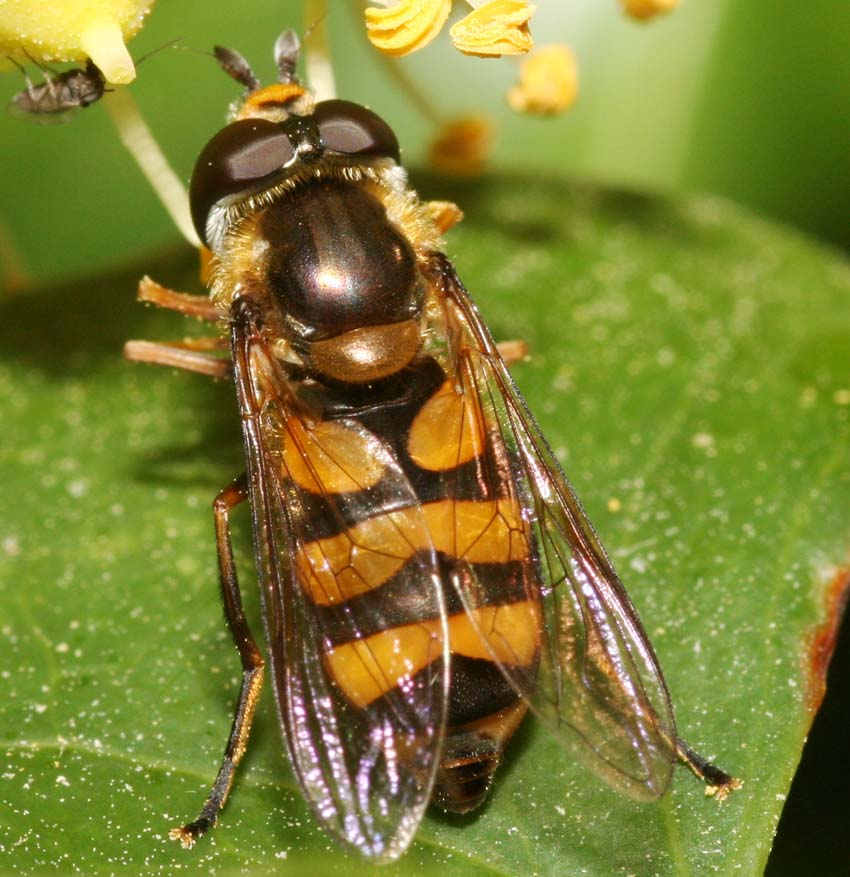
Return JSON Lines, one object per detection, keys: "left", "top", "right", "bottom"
{"left": 125, "top": 29, "right": 740, "bottom": 863}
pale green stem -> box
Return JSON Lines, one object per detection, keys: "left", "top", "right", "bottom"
{"left": 304, "top": 0, "right": 337, "bottom": 99}
{"left": 376, "top": 54, "right": 445, "bottom": 125}
{"left": 103, "top": 88, "right": 201, "bottom": 249}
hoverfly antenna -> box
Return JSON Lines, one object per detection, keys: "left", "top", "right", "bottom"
{"left": 274, "top": 29, "right": 300, "bottom": 85}
{"left": 213, "top": 45, "right": 261, "bottom": 92}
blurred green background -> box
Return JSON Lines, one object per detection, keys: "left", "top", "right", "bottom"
{"left": 0, "top": 0, "right": 848, "bottom": 290}
{"left": 1, "top": 1, "right": 848, "bottom": 873}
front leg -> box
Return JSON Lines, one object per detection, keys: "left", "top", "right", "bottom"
{"left": 169, "top": 474, "right": 265, "bottom": 847}
{"left": 126, "top": 276, "right": 229, "bottom": 377}
{"left": 124, "top": 337, "right": 231, "bottom": 379}
{"left": 496, "top": 339, "right": 529, "bottom": 365}
{"left": 137, "top": 276, "right": 220, "bottom": 321}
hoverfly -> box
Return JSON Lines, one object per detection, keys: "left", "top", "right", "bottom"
{"left": 125, "top": 29, "right": 740, "bottom": 862}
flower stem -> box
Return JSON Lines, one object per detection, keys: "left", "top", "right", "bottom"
{"left": 103, "top": 88, "right": 200, "bottom": 248}
{"left": 304, "top": 0, "right": 337, "bottom": 100}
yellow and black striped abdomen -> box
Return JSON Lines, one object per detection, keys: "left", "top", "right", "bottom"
{"left": 285, "top": 356, "right": 542, "bottom": 812}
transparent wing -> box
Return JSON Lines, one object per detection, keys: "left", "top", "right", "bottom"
{"left": 230, "top": 298, "right": 449, "bottom": 861}
{"left": 427, "top": 254, "right": 678, "bottom": 799}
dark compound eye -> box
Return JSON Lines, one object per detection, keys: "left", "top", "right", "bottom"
{"left": 190, "top": 118, "right": 295, "bottom": 244}
{"left": 313, "top": 99, "right": 400, "bottom": 163}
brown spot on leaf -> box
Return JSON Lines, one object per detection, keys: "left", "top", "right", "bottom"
{"left": 806, "top": 567, "right": 850, "bottom": 712}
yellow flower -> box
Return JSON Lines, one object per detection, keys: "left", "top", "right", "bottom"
{"left": 428, "top": 114, "right": 494, "bottom": 176}
{"left": 0, "top": 0, "right": 154, "bottom": 84}
{"left": 450, "top": 0, "right": 535, "bottom": 57}
{"left": 621, "top": 0, "right": 679, "bottom": 22}
{"left": 506, "top": 45, "right": 578, "bottom": 115}
{"left": 365, "top": 0, "right": 453, "bottom": 57}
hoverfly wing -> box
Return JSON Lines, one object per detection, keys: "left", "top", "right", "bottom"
{"left": 230, "top": 298, "right": 450, "bottom": 861}
{"left": 430, "top": 254, "right": 678, "bottom": 800}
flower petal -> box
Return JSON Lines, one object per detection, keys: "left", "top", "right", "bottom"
{"left": 0, "top": 0, "right": 153, "bottom": 83}
{"left": 365, "top": 0, "right": 453, "bottom": 57}
{"left": 506, "top": 45, "right": 578, "bottom": 115}
{"left": 450, "top": 0, "right": 535, "bottom": 58}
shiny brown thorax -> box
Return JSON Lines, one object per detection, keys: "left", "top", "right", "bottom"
{"left": 220, "top": 179, "right": 424, "bottom": 385}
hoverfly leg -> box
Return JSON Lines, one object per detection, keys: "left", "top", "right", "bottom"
{"left": 675, "top": 738, "right": 743, "bottom": 802}
{"left": 127, "top": 277, "right": 226, "bottom": 376}
{"left": 123, "top": 339, "right": 231, "bottom": 379}
{"left": 170, "top": 475, "right": 265, "bottom": 848}
{"left": 424, "top": 199, "right": 464, "bottom": 234}
{"left": 496, "top": 339, "right": 529, "bottom": 365}
{"left": 137, "top": 275, "right": 220, "bottom": 322}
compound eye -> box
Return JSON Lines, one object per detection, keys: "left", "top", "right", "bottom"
{"left": 313, "top": 99, "right": 400, "bottom": 163}
{"left": 190, "top": 119, "right": 294, "bottom": 244}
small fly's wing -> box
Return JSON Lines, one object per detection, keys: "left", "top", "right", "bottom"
{"left": 230, "top": 298, "right": 449, "bottom": 861}
{"left": 427, "top": 254, "right": 678, "bottom": 799}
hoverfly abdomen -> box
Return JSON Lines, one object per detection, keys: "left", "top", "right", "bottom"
{"left": 432, "top": 701, "right": 529, "bottom": 813}
{"left": 277, "top": 352, "right": 543, "bottom": 810}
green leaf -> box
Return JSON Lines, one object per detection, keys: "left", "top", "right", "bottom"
{"left": 1, "top": 177, "right": 848, "bottom": 876}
